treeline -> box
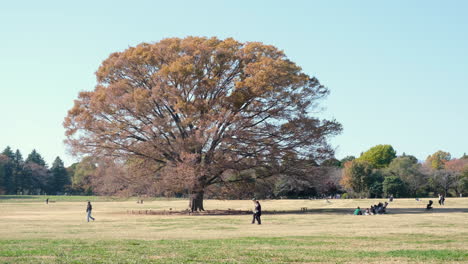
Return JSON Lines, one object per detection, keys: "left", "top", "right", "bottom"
{"left": 0, "top": 147, "right": 70, "bottom": 195}
{"left": 54, "top": 145, "right": 468, "bottom": 199}
{"left": 209, "top": 146, "right": 468, "bottom": 199}
{"left": 338, "top": 145, "right": 468, "bottom": 198}
{"left": 1, "top": 145, "right": 467, "bottom": 199}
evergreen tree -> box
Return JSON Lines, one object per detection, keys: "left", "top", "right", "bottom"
{"left": 14, "top": 150, "right": 24, "bottom": 165}
{"left": 13, "top": 150, "right": 27, "bottom": 194}
{"left": 50, "top": 157, "right": 70, "bottom": 194}
{"left": 24, "top": 162, "right": 51, "bottom": 195}
{"left": 2, "top": 146, "right": 15, "bottom": 159}
{"left": 25, "top": 149, "right": 47, "bottom": 167}
{"left": 23, "top": 150, "right": 51, "bottom": 194}
{"left": 1, "top": 147, "right": 15, "bottom": 194}
{"left": 0, "top": 161, "right": 5, "bottom": 194}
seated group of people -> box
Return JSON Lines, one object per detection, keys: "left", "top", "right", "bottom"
{"left": 354, "top": 202, "right": 389, "bottom": 215}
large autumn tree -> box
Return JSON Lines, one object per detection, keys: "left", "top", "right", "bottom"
{"left": 64, "top": 37, "right": 342, "bottom": 211}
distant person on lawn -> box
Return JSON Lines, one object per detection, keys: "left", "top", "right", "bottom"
{"left": 426, "top": 200, "right": 433, "bottom": 210}
{"left": 438, "top": 194, "right": 446, "bottom": 205}
{"left": 353, "top": 207, "right": 362, "bottom": 215}
{"left": 251, "top": 198, "right": 262, "bottom": 225}
{"left": 86, "top": 201, "right": 95, "bottom": 222}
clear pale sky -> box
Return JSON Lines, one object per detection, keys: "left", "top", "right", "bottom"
{"left": 1, "top": 0, "right": 467, "bottom": 166}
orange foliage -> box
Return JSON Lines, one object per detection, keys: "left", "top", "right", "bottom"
{"left": 64, "top": 37, "right": 341, "bottom": 205}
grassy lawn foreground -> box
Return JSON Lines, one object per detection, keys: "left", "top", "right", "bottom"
{"left": 0, "top": 196, "right": 467, "bottom": 263}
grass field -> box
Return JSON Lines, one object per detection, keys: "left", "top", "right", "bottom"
{"left": 0, "top": 196, "right": 467, "bottom": 263}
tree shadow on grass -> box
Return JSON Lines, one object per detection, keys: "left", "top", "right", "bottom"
{"left": 125, "top": 207, "right": 468, "bottom": 216}
{"left": 0, "top": 195, "right": 37, "bottom": 200}
{"left": 266, "top": 207, "right": 468, "bottom": 215}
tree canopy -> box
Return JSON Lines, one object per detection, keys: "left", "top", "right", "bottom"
{"left": 426, "top": 150, "right": 451, "bottom": 170}
{"left": 384, "top": 156, "right": 424, "bottom": 196}
{"left": 26, "top": 149, "right": 47, "bottom": 167}
{"left": 359, "top": 144, "right": 396, "bottom": 168}
{"left": 50, "top": 157, "right": 70, "bottom": 194}
{"left": 340, "top": 160, "right": 375, "bottom": 196}
{"left": 0, "top": 147, "right": 72, "bottom": 195}
{"left": 64, "top": 36, "right": 342, "bottom": 210}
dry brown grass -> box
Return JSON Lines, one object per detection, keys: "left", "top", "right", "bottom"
{"left": 0, "top": 198, "right": 467, "bottom": 244}
{"left": 0, "top": 197, "right": 467, "bottom": 263}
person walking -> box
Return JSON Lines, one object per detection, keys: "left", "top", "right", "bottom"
{"left": 251, "top": 198, "right": 262, "bottom": 225}
{"left": 86, "top": 201, "right": 95, "bottom": 222}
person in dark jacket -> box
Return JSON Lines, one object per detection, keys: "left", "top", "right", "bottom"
{"left": 251, "top": 198, "right": 262, "bottom": 225}
{"left": 86, "top": 201, "right": 95, "bottom": 222}
{"left": 426, "top": 200, "right": 433, "bottom": 210}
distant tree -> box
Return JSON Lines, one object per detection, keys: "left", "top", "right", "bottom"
{"left": 340, "top": 160, "right": 376, "bottom": 197}
{"left": 13, "top": 150, "right": 26, "bottom": 194}
{"left": 21, "top": 150, "right": 51, "bottom": 194}
{"left": 461, "top": 153, "right": 468, "bottom": 160}
{"left": 66, "top": 162, "right": 78, "bottom": 181}
{"left": 319, "top": 167, "right": 343, "bottom": 196}
{"left": 385, "top": 156, "right": 426, "bottom": 197}
{"left": 25, "top": 149, "right": 47, "bottom": 167}
{"left": 50, "top": 157, "right": 70, "bottom": 194}
{"left": 445, "top": 158, "right": 468, "bottom": 174}
{"left": 428, "top": 169, "right": 457, "bottom": 196}
{"left": 272, "top": 159, "right": 336, "bottom": 198}
{"left": 359, "top": 145, "right": 396, "bottom": 168}
{"left": 69, "top": 157, "right": 96, "bottom": 195}
{"left": 383, "top": 176, "right": 407, "bottom": 198}
{"left": 445, "top": 158, "right": 468, "bottom": 196}
{"left": 369, "top": 181, "right": 383, "bottom": 198}
{"left": 425, "top": 150, "right": 451, "bottom": 170}
{"left": 459, "top": 177, "right": 468, "bottom": 197}
{"left": 0, "top": 157, "right": 6, "bottom": 194}
{"left": 339, "top": 156, "right": 355, "bottom": 167}
{"left": 2, "top": 146, "right": 15, "bottom": 159}
{"left": 321, "top": 158, "right": 341, "bottom": 168}
{"left": 64, "top": 36, "right": 342, "bottom": 211}
{"left": 1, "top": 147, "right": 16, "bottom": 194}
{"left": 273, "top": 173, "right": 318, "bottom": 198}
{"left": 24, "top": 162, "right": 50, "bottom": 194}
{"left": 400, "top": 153, "right": 419, "bottom": 163}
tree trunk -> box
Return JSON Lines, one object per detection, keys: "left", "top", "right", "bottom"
{"left": 189, "top": 190, "right": 205, "bottom": 212}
